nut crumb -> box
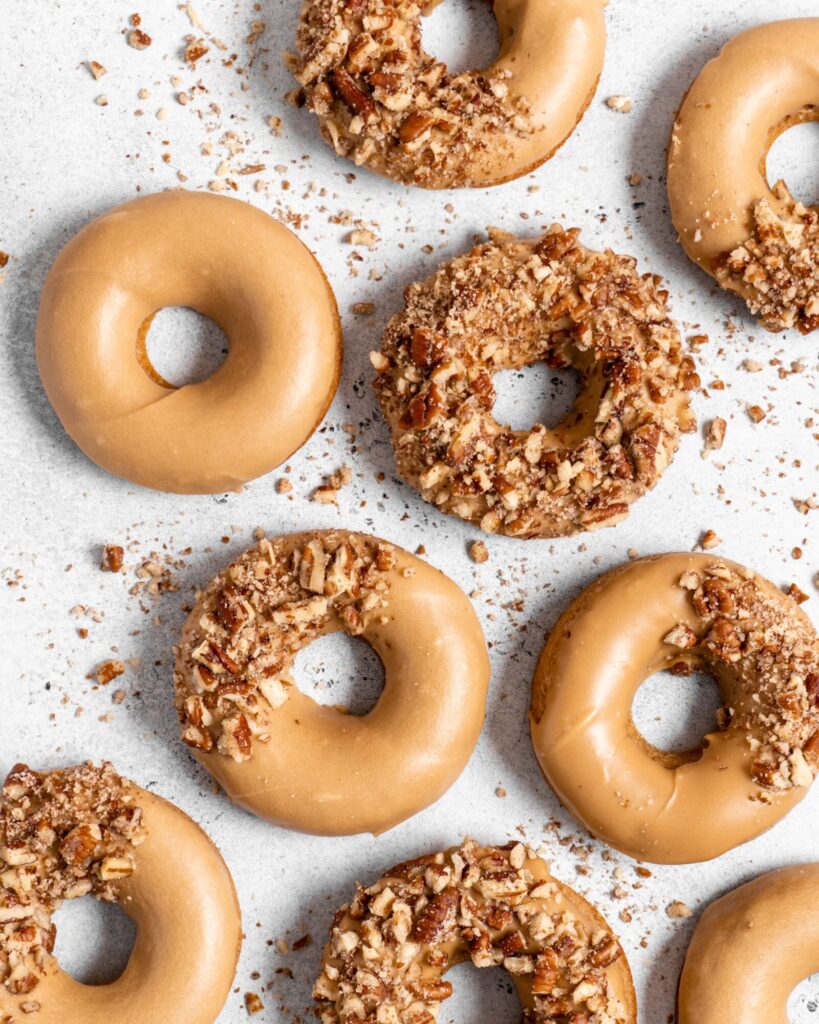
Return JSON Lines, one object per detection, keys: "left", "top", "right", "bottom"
{"left": 469, "top": 540, "right": 489, "bottom": 564}
{"left": 245, "top": 993, "right": 264, "bottom": 1015}
{"left": 699, "top": 530, "right": 721, "bottom": 550}
{"left": 606, "top": 95, "right": 633, "bottom": 114}
{"left": 666, "top": 900, "right": 693, "bottom": 919}
{"left": 127, "top": 28, "right": 152, "bottom": 49}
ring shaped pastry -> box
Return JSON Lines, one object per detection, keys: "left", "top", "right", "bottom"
{"left": 313, "top": 839, "right": 636, "bottom": 1024}
{"left": 36, "top": 190, "right": 342, "bottom": 494}
{"left": 174, "top": 530, "right": 490, "bottom": 835}
{"left": 294, "top": 0, "right": 606, "bottom": 188}
{"left": 0, "top": 762, "right": 241, "bottom": 1024}
{"left": 668, "top": 19, "right": 819, "bottom": 333}
{"left": 530, "top": 553, "right": 819, "bottom": 864}
{"left": 374, "top": 227, "right": 697, "bottom": 538}
{"left": 678, "top": 864, "right": 819, "bottom": 1024}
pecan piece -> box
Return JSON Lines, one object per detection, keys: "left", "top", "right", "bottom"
{"left": 332, "top": 68, "right": 375, "bottom": 119}
{"left": 400, "top": 112, "right": 436, "bottom": 143}
{"left": 412, "top": 888, "right": 458, "bottom": 943}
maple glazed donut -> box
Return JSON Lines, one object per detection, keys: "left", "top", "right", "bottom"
{"left": 36, "top": 190, "right": 342, "bottom": 493}
{"left": 530, "top": 553, "right": 819, "bottom": 864}
{"left": 678, "top": 863, "right": 819, "bottom": 1024}
{"left": 668, "top": 19, "right": 819, "bottom": 333}
{"left": 174, "top": 530, "right": 490, "bottom": 835}
{"left": 373, "top": 226, "right": 697, "bottom": 538}
{"left": 313, "top": 839, "right": 636, "bottom": 1024}
{"left": 293, "top": 0, "right": 606, "bottom": 188}
{"left": 0, "top": 762, "right": 241, "bottom": 1024}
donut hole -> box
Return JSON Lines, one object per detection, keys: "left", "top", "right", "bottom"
{"left": 421, "top": 0, "right": 499, "bottom": 77}
{"left": 788, "top": 972, "right": 819, "bottom": 1022}
{"left": 630, "top": 668, "right": 724, "bottom": 763}
{"left": 491, "top": 364, "right": 583, "bottom": 433}
{"left": 138, "top": 306, "right": 229, "bottom": 389}
{"left": 51, "top": 896, "right": 136, "bottom": 985}
{"left": 765, "top": 118, "right": 819, "bottom": 208}
{"left": 434, "top": 959, "right": 520, "bottom": 1022}
{"left": 292, "top": 631, "right": 385, "bottom": 716}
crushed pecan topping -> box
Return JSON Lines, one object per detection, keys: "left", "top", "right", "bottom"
{"left": 314, "top": 840, "right": 630, "bottom": 1024}
{"left": 174, "top": 531, "right": 400, "bottom": 762}
{"left": 0, "top": 763, "right": 145, "bottom": 1004}
{"left": 292, "top": 0, "right": 533, "bottom": 187}
{"left": 664, "top": 561, "right": 819, "bottom": 791}
{"left": 720, "top": 180, "right": 819, "bottom": 334}
{"left": 373, "top": 226, "right": 697, "bottom": 538}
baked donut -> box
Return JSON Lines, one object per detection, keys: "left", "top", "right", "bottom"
{"left": 667, "top": 19, "right": 819, "bottom": 333}
{"left": 292, "top": 0, "right": 606, "bottom": 188}
{"left": 678, "top": 863, "right": 819, "bottom": 1024}
{"left": 0, "top": 762, "right": 241, "bottom": 1024}
{"left": 314, "top": 839, "right": 636, "bottom": 1024}
{"left": 530, "top": 553, "right": 819, "bottom": 864}
{"left": 174, "top": 530, "right": 490, "bottom": 835}
{"left": 373, "top": 226, "right": 697, "bottom": 538}
{"left": 36, "top": 190, "right": 342, "bottom": 494}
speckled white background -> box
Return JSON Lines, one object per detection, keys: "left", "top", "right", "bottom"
{"left": 1, "top": 1, "right": 818, "bottom": 1021}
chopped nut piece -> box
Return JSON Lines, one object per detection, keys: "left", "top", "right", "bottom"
{"left": 244, "top": 992, "right": 264, "bottom": 1015}
{"left": 101, "top": 544, "right": 124, "bottom": 572}
{"left": 87, "top": 60, "right": 107, "bottom": 79}
{"left": 185, "top": 39, "right": 209, "bottom": 63}
{"left": 704, "top": 417, "right": 726, "bottom": 451}
{"left": 95, "top": 660, "right": 125, "bottom": 686}
{"left": 606, "top": 95, "right": 633, "bottom": 113}
{"left": 747, "top": 404, "right": 766, "bottom": 423}
{"left": 666, "top": 900, "right": 693, "bottom": 919}
{"left": 699, "top": 530, "right": 721, "bottom": 550}
{"left": 127, "top": 28, "right": 152, "bottom": 49}
{"left": 469, "top": 540, "right": 489, "bottom": 564}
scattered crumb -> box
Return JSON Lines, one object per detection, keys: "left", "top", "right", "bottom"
{"left": 87, "top": 61, "right": 107, "bottom": 79}
{"left": 101, "top": 545, "right": 124, "bottom": 573}
{"left": 95, "top": 660, "right": 125, "bottom": 686}
{"left": 352, "top": 302, "right": 375, "bottom": 316}
{"left": 469, "top": 540, "right": 489, "bottom": 564}
{"left": 704, "top": 417, "right": 727, "bottom": 452}
{"left": 606, "top": 95, "right": 633, "bottom": 114}
{"left": 747, "top": 404, "right": 766, "bottom": 423}
{"left": 244, "top": 992, "right": 264, "bottom": 1015}
{"left": 127, "top": 28, "right": 152, "bottom": 49}
{"left": 666, "top": 900, "right": 693, "bottom": 919}
{"left": 276, "top": 478, "right": 293, "bottom": 495}
{"left": 699, "top": 529, "right": 721, "bottom": 550}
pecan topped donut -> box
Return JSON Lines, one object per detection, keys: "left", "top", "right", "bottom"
{"left": 373, "top": 227, "right": 698, "bottom": 538}
{"left": 292, "top": 0, "right": 606, "bottom": 188}
{"left": 313, "top": 839, "right": 636, "bottom": 1024}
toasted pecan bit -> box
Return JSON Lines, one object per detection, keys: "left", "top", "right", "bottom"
{"left": 95, "top": 660, "right": 125, "bottom": 686}
{"left": 101, "top": 544, "right": 124, "bottom": 572}
{"left": 127, "top": 28, "right": 152, "bottom": 49}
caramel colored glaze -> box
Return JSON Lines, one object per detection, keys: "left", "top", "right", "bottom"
{"left": 36, "top": 190, "right": 342, "bottom": 494}
{"left": 183, "top": 534, "right": 490, "bottom": 835}
{"left": 667, "top": 18, "right": 819, "bottom": 264}
{"left": 529, "top": 554, "right": 812, "bottom": 864}
{"left": 678, "top": 864, "right": 819, "bottom": 1024}
{"left": 0, "top": 789, "right": 242, "bottom": 1024}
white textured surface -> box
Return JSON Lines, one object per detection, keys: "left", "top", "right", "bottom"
{"left": 1, "top": 1, "right": 818, "bottom": 1021}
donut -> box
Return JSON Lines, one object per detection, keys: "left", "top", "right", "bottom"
{"left": 36, "top": 190, "right": 342, "bottom": 494}
{"left": 529, "top": 553, "right": 819, "bottom": 864}
{"left": 292, "top": 0, "right": 606, "bottom": 189}
{"left": 667, "top": 19, "right": 819, "bottom": 333}
{"left": 678, "top": 863, "right": 819, "bottom": 1023}
{"left": 0, "top": 761, "right": 241, "bottom": 1024}
{"left": 173, "top": 530, "right": 490, "bottom": 835}
{"left": 313, "top": 839, "right": 636, "bottom": 1024}
{"left": 373, "top": 226, "right": 698, "bottom": 538}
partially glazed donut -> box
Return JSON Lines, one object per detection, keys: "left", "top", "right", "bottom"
{"left": 668, "top": 19, "right": 819, "bottom": 333}
{"left": 314, "top": 839, "right": 636, "bottom": 1024}
{"left": 373, "top": 227, "right": 697, "bottom": 538}
{"left": 174, "top": 530, "right": 490, "bottom": 835}
{"left": 293, "top": 0, "right": 606, "bottom": 188}
{"left": 678, "top": 864, "right": 819, "bottom": 1024}
{"left": 530, "top": 553, "right": 819, "bottom": 863}
{"left": 0, "top": 762, "right": 241, "bottom": 1024}
{"left": 36, "top": 191, "right": 342, "bottom": 493}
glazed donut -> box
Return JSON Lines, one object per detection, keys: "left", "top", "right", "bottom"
{"left": 36, "top": 190, "right": 342, "bottom": 494}
{"left": 529, "top": 553, "right": 819, "bottom": 864}
{"left": 678, "top": 863, "right": 819, "bottom": 1024}
{"left": 174, "top": 530, "right": 490, "bottom": 835}
{"left": 373, "top": 226, "right": 698, "bottom": 539}
{"left": 668, "top": 19, "right": 819, "bottom": 333}
{"left": 292, "top": 0, "right": 606, "bottom": 188}
{"left": 0, "top": 762, "right": 240, "bottom": 1024}
{"left": 314, "top": 839, "right": 636, "bottom": 1024}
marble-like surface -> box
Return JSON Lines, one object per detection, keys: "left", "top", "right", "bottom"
{"left": 1, "top": 1, "right": 817, "bottom": 1020}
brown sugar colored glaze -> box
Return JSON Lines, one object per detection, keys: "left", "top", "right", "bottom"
{"left": 314, "top": 840, "right": 636, "bottom": 1024}
{"left": 36, "top": 190, "right": 342, "bottom": 494}
{"left": 530, "top": 553, "right": 819, "bottom": 864}
{"left": 0, "top": 763, "right": 241, "bottom": 1024}
{"left": 174, "top": 530, "right": 490, "bottom": 835}
{"left": 293, "top": 0, "right": 607, "bottom": 188}
{"left": 678, "top": 864, "right": 819, "bottom": 1024}
{"left": 668, "top": 18, "right": 819, "bottom": 333}
{"left": 373, "top": 226, "right": 697, "bottom": 539}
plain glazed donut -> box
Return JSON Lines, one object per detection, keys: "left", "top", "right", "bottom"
{"left": 668, "top": 19, "right": 819, "bottom": 333}
{"left": 293, "top": 0, "right": 606, "bottom": 188}
{"left": 36, "top": 190, "right": 342, "bottom": 493}
{"left": 314, "top": 839, "right": 636, "bottom": 1024}
{"left": 373, "top": 226, "right": 698, "bottom": 538}
{"left": 174, "top": 530, "right": 490, "bottom": 835}
{"left": 678, "top": 864, "right": 819, "bottom": 1024}
{"left": 0, "top": 762, "right": 241, "bottom": 1024}
{"left": 529, "top": 553, "right": 819, "bottom": 864}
